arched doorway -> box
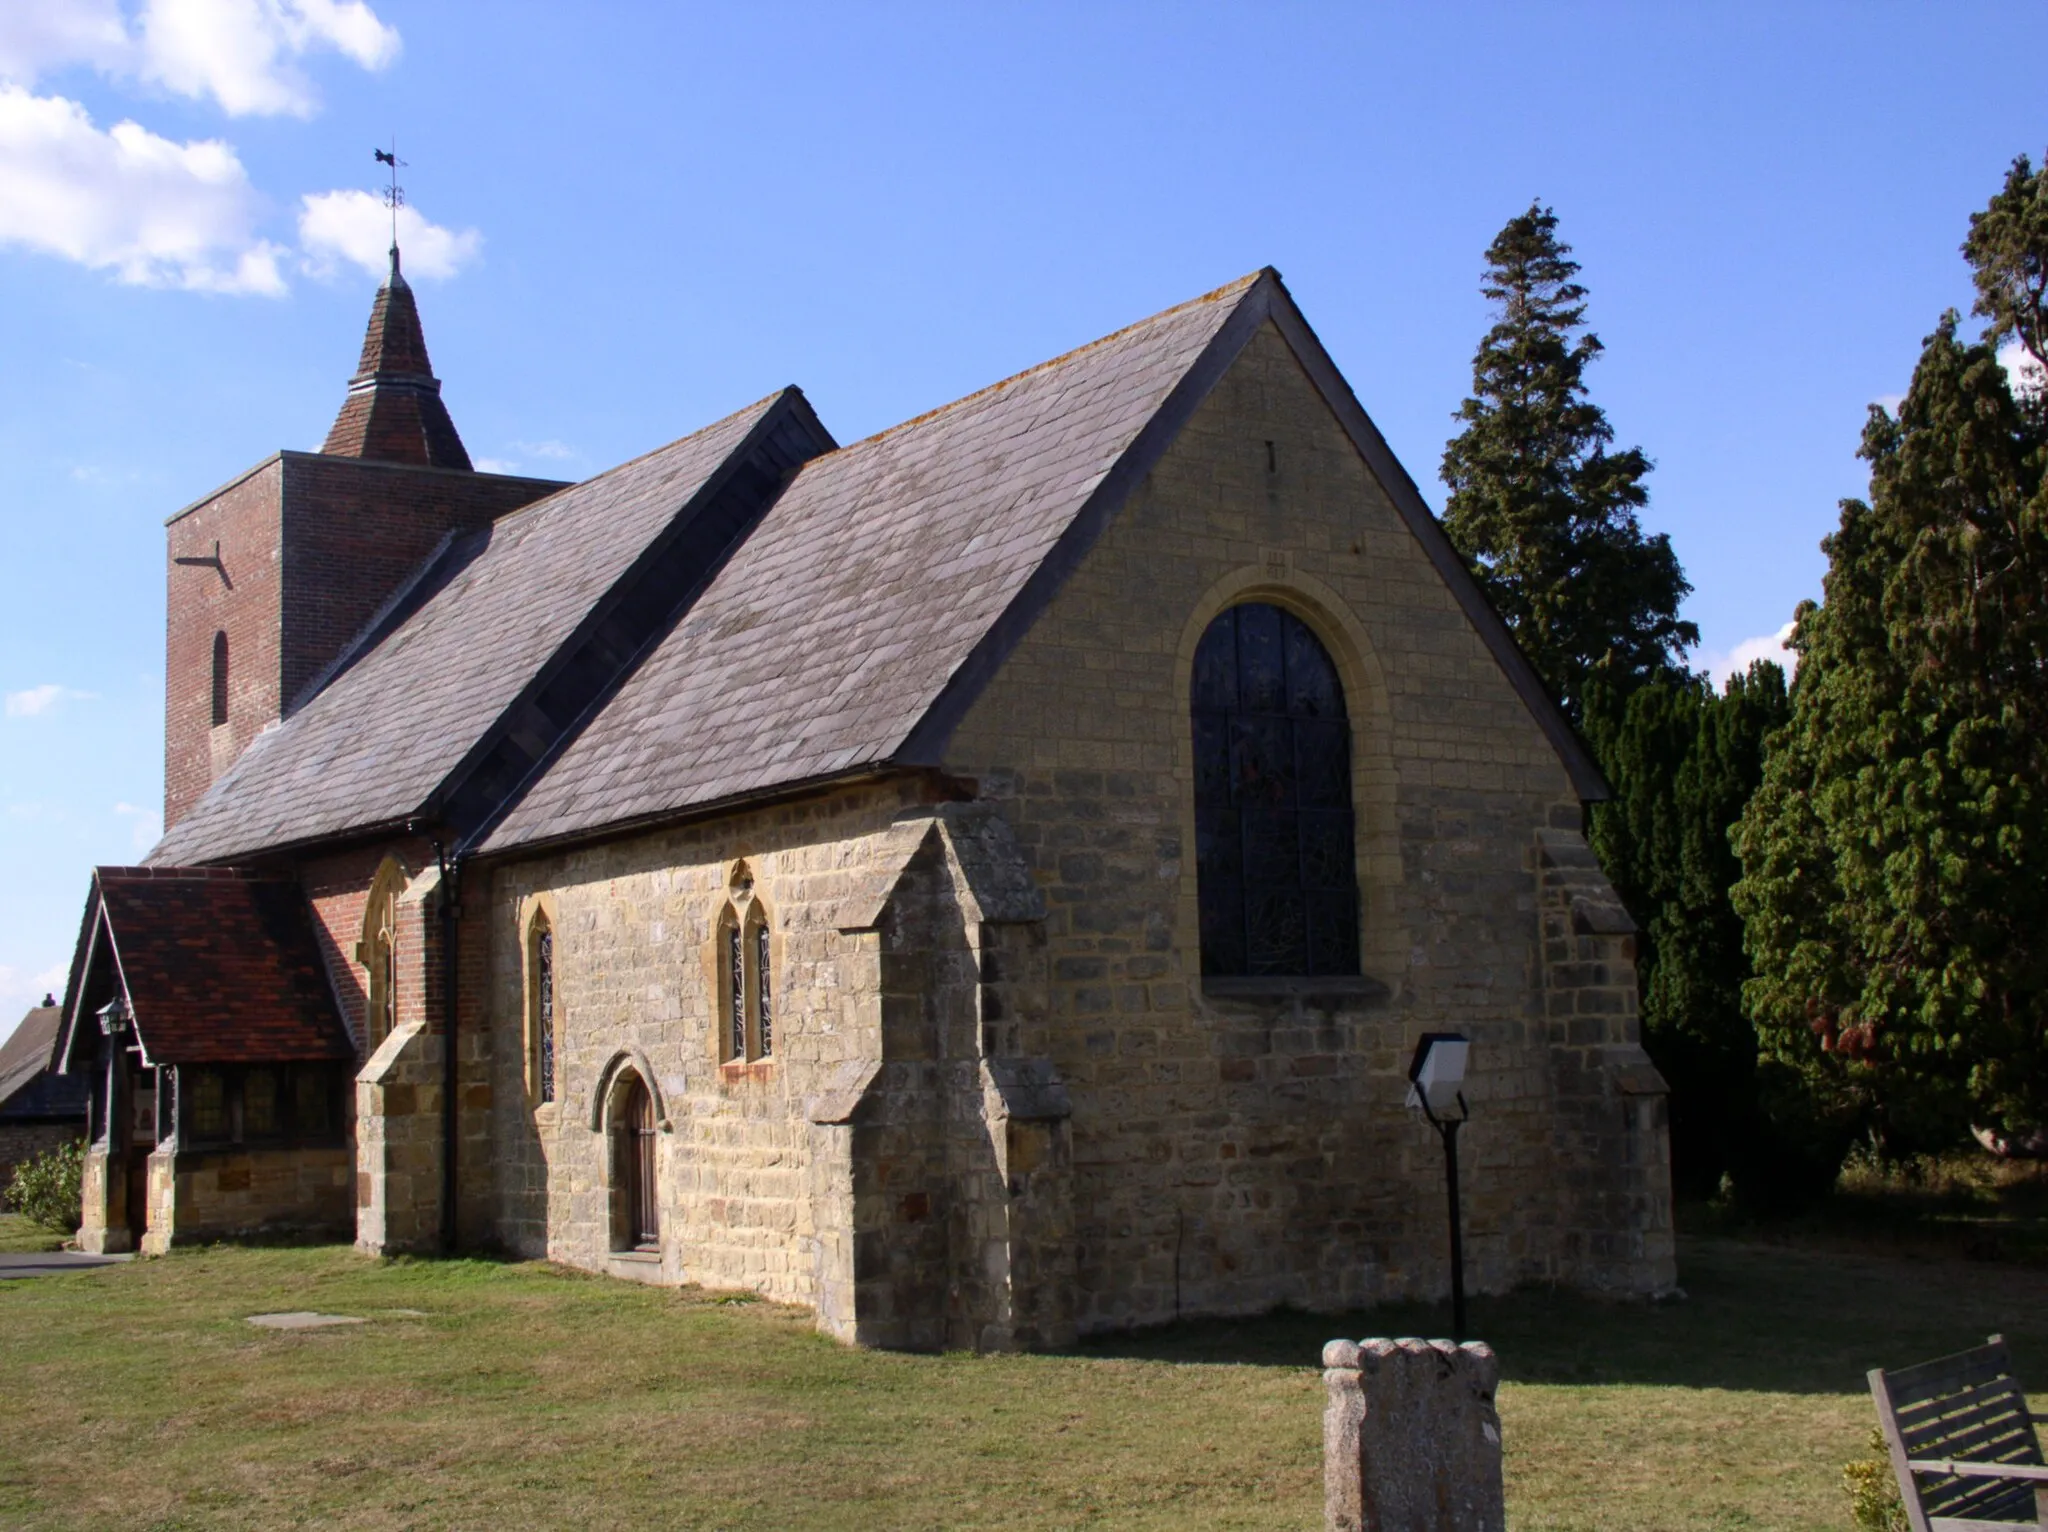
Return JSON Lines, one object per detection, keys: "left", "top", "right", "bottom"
{"left": 610, "top": 1073, "right": 658, "bottom": 1252}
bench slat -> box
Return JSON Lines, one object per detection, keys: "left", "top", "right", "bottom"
{"left": 1872, "top": 1338, "right": 2046, "bottom": 1532}
{"left": 1920, "top": 1474, "right": 2037, "bottom": 1522}
{"left": 1889, "top": 1340, "right": 2016, "bottom": 1406}
{"left": 1903, "top": 1408, "right": 2037, "bottom": 1464}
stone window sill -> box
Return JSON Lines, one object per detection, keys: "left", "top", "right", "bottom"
{"left": 1201, "top": 975, "right": 1390, "bottom": 1007}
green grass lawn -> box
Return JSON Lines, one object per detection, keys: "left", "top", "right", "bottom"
{"left": 0, "top": 1215, "right": 65, "bottom": 1255}
{"left": 0, "top": 1233, "right": 2041, "bottom": 1531}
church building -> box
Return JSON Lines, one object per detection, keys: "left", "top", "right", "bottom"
{"left": 56, "top": 255, "right": 1673, "bottom": 1349}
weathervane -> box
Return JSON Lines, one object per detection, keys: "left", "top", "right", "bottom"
{"left": 373, "top": 139, "right": 407, "bottom": 261}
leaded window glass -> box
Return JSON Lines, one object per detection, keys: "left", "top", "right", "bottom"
{"left": 243, "top": 1068, "right": 280, "bottom": 1137}
{"left": 187, "top": 1068, "right": 228, "bottom": 1141}
{"left": 536, "top": 925, "right": 555, "bottom": 1104}
{"left": 1192, "top": 602, "right": 1359, "bottom": 977}
{"left": 727, "top": 917, "right": 746, "bottom": 1061}
{"left": 755, "top": 920, "right": 772, "bottom": 1058}
{"left": 294, "top": 1067, "right": 333, "bottom": 1137}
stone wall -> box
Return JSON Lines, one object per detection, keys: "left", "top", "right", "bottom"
{"left": 482, "top": 782, "right": 1075, "bottom": 1349}
{"left": 484, "top": 780, "right": 927, "bottom": 1299}
{"left": 936, "top": 318, "right": 1674, "bottom": 1330}
{"left": 142, "top": 1144, "right": 352, "bottom": 1251}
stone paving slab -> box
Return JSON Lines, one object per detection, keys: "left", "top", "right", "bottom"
{"left": 245, "top": 1312, "right": 368, "bottom": 1329}
{"left": 0, "top": 1251, "right": 132, "bottom": 1279}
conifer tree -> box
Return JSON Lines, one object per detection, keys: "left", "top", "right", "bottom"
{"left": 1734, "top": 155, "right": 2048, "bottom": 1152}
{"left": 1587, "top": 664, "right": 1794, "bottom": 1199}
{"left": 1441, "top": 204, "right": 1697, "bottom": 722}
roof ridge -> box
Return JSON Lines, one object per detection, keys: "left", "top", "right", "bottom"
{"left": 834, "top": 271, "right": 1268, "bottom": 455}
{"left": 476, "top": 388, "right": 799, "bottom": 536}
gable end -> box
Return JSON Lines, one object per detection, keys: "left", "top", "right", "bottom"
{"left": 897, "top": 269, "right": 1608, "bottom": 803}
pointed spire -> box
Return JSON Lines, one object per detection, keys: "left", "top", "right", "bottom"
{"left": 320, "top": 251, "right": 473, "bottom": 470}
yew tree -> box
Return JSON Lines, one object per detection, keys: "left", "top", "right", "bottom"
{"left": 1441, "top": 204, "right": 1697, "bottom": 722}
{"left": 1733, "top": 155, "right": 2048, "bottom": 1150}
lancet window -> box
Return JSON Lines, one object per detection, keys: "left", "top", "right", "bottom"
{"left": 210, "top": 631, "right": 229, "bottom": 727}
{"left": 357, "top": 857, "right": 406, "bottom": 1051}
{"left": 527, "top": 910, "right": 557, "bottom": 1105}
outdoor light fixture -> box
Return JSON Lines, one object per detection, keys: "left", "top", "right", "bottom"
{"left": 96, "top": 995, "right": 131, "bottom": 1037}
{"left": 1406, "top": 1031, "right": 1471, "bottom": 1340}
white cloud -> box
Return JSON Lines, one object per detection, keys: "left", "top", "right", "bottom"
{"left": 0, "top": 0, "right": 399, "bottom": 118}
{"left": 0, "top": 85, "right": 286, "bottom": 292}
{"left": 514, "top": 439, "right": 575, "bottom": 460}
{"left": 1873, "top": 392, "right": 1905, "bottom": 414}
{"left": 298, "top": 188, "right": 481, "bottom": 280}
{"left": 472, "top": 456, "right": 517, "bottom": 474}
{"left": 5, "top": 683, "right": 97, "bottom": 717}
{"left": 1702, "top": 620, "right": 1797, "bottom": 689}
{"left": 114, "top": 800, "right": 163, "bottom": 855}
{"left": 0, "top": 1, "right": 129, "bottom": 83}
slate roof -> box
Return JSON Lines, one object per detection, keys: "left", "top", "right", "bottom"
{"left": 71, "top": 868, "right": 353, "bottom": 1066}
{"left": 154, "top": 394, "right": 794, "bottom": 864}
{"left": 483, "top": 274, "right": 1259, "bottom": 849}
{"left": 151, "top": 266, "right": 1604, "bottom": 869}
{"left": 0, "top": 1004, "right": 79, "bottom": 1117}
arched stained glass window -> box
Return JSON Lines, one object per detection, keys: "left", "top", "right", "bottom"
{"left": 1192, "top": 602, "right": 1359, "bottom": 977}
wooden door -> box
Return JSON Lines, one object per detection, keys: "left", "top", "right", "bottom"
{"left": 612, "top": 1077, "right": 658, "bottom": 1251}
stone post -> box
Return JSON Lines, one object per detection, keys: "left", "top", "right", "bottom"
{"left": 1323, "top": 1337, "right": 1505, "bottom": 1532}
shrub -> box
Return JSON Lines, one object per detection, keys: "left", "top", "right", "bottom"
{"left": 1843, "top": 1429, "right": 1906, "bottom": 1532}
{"left": 6, "top": 1139, "right": 84, "bottom": 1233}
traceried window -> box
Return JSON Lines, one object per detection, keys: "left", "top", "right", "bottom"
{"left": 718, "top": 865, "right": 775, "bottom": 1064}
{"left": 211, "top": 631, "right": 229, "bottom": 727}
{"left": 1192, "top": 602, "right": 1359, "bottom": 977}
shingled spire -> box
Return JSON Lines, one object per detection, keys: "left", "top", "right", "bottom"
{"left": 320, "top": 247, "right": 473, "bottom": 470}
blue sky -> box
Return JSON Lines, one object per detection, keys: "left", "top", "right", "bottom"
{"left": 3, "top": 1, "right": 2044, "bottom": 1035}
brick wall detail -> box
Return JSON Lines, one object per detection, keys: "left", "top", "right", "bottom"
{"left": 164, "top": 455, "right": 562, "bottom": 829}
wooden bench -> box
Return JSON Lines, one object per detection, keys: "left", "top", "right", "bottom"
{"left": 1870, "top": 1335, "right": 2048, "bottom": 1530}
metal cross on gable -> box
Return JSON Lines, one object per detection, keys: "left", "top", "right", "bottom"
{"left": 374, "top": 140, "right": 407, "bottom": 252}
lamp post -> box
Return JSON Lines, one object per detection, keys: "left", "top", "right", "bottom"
{"left": 1406, "top": 1031, "right": 1471, "bottom": 1341}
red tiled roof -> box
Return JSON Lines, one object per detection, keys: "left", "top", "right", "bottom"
{"left": 94, "top": 867, "right": 354, "bottom": 1064}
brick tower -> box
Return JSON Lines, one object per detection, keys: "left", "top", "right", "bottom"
{"left": 162, "top": 251, "right": 569, "bottom": 831}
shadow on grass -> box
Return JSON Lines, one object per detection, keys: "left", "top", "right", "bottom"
{"left": 1073, "top": 1235, "right": 2048, "bottom": 1396}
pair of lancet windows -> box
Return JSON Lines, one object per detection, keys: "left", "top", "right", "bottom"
{"left": 1192, "top": 601, "right": 1360, "bottom": 978}
{"left": 720, "top": 869, "right": 773, "bottom": 1064}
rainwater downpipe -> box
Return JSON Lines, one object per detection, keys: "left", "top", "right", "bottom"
{"left": 431, "top": 833, "right": 460, "bottom": 1253}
